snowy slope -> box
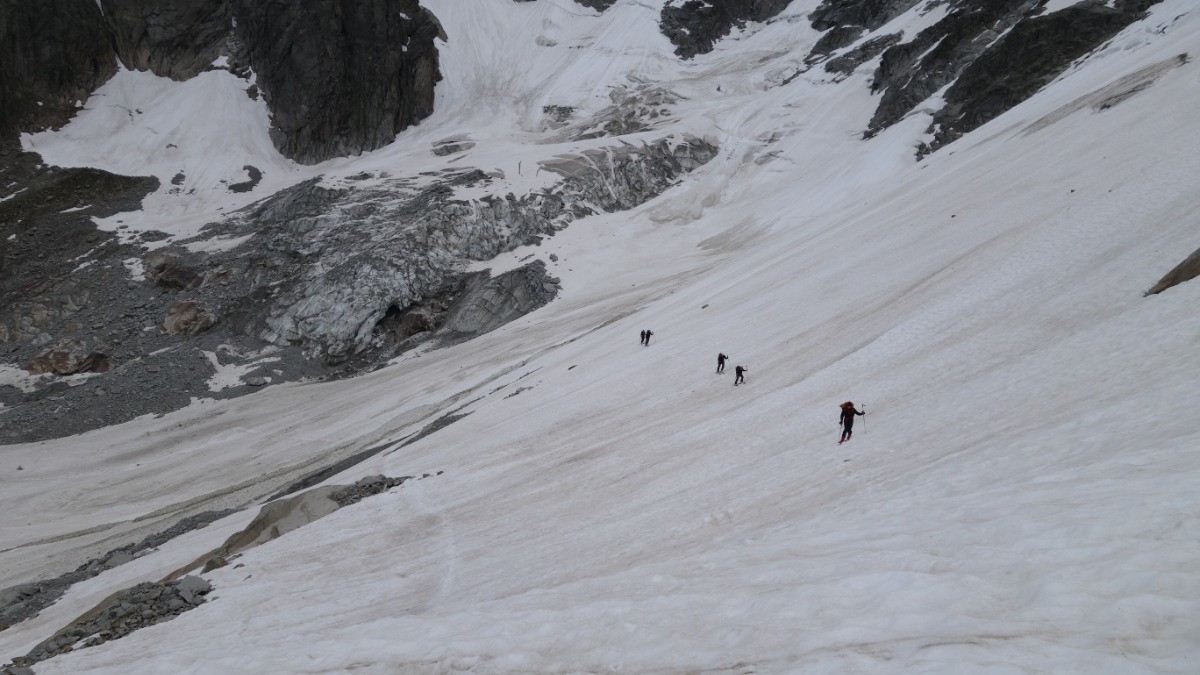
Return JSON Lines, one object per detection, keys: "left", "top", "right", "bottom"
{"left": 4, "top": 0, "right": 1200, "bottom": 672}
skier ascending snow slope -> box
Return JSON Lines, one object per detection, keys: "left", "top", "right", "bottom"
{"left": 717, "top": 353, "right": 728, "bottom": 373}
{"left": 839, "top": 401, "right": 865, "bottom": 444}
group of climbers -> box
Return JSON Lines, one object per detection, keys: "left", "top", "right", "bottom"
{"left": 642, "top": 331, "right": 866, "bottom": 444}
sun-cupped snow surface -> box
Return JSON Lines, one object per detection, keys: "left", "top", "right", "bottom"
{"left": 3, "top": 0, "right": 1200, "bottom": 672}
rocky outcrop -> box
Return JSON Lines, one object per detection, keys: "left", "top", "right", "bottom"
{"left": 660, "top": 0, "right": 793, "bottom": 59}
{"left": 0, "top": 0, "right": 116, "bottom": 147}
{"left": 6, "top": 576, "right": 213, "bottom": 670}
{"left": 331, "top": 474, "right": 414, "bottom": 507}
{"left": 809, "top": 0, "right": 922, "bottom": 32}
{"left": 230, "top": 0, "right": 443, "bottom": 163}
{"left": 99, "top": 0, "right": 230, "bottom": 80}
{"left": 922, "top": 0, "right": 1165, "bottom": 153}
{"left": 804, "top": 0, "right": 918, "bottom": 69}
{"left": 143, "top": 252, "right": 205, "bottom": 291}
{"left": 807, "top": 25, "right": 866, "bottom": 63}
{"left": 1147, "top": 245, "right": 1200, "bottom": 296}
{"left": 823, "top": 32, "right": 901, "bottom": 77}
{"left": 833, "top": 0, "right": 1165, "bottom": 154}
{"left": 173, "top": 474, "right": 425, "bottom": 579}
{"left": 162, "top": 301, "right": 216, "bottom": 336}
{"left": 865, "top": 0, "right": 1036, "bottom": 138}
{"left": 0, "top": 510, "right": 233, "bottom": 633}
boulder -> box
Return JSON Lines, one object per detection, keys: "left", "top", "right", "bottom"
{"left": 163, "top": 301, "right": 216, "bottom": 336}
{"left": 26, "top": 340, "right": 111, "bottom": 375}
{"left": 175, "top": 576, "right": 211, "bottom": 605}
{"left": 143, "top": 252, "right": 204, "bottom": 291}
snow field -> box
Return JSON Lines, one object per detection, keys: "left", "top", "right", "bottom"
{"left": 3, "top": 0, "right": 1200, "bottom": 672}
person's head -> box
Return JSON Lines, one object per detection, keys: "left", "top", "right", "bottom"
{"left": 842, "top": 401, "right": 853, "bottom": 408}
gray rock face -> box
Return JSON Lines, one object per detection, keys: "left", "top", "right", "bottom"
{"left": 807, "top": 25, "right": 866, "bottom": 62}
{"left": 866, "top": 0, "right": 1036, "bottom": 138}
{"left": 99, "top": 0, "right": 230, "bottom": 80}
{"left": 659, "top": 0, "right": 793, "bottom": 59}
{"left": 0, "top": 0, "right": 116, "bottom": 147}
{"left": 845, "top": 0, "right": 1164, "bottom": 155}
{"left": 823, "top": 32, "right": 901, "bottom": 77}
{"left": 921, "top": 0, "right": 1164, "bottom": 153}
{"left": 809, "top": 0, "right": 922, "bottom": 32}
{"left": 1, "top": 0, "right": 443, "bottom": 164}
{"left": 230, "top": 0, "right": 443, "bottom": 163}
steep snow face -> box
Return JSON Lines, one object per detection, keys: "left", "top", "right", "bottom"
{"left": 4, "top": 0, "right": 1200, "bottom": 673}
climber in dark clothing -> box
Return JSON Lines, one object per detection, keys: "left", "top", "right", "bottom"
{"left": 839, "top": 401, "right": 865, "bottom": 444}
{"left": 717, "top": 353, "right": 728, "bottom": 373}
{"left": 733, "top": 365, "right": 747, "bottom": 385}
{"left": 640, "top": 330, "right": 647, "bottom": 345}
{"left": 644, "top": 330, "right": 654, "bottom": 345}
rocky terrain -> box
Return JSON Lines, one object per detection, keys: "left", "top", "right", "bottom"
{"left": 6, "top": 575, "right": 214, "bottom": 671}
{"left": 0, "top": 511, "right": 234, "bottom": 634}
